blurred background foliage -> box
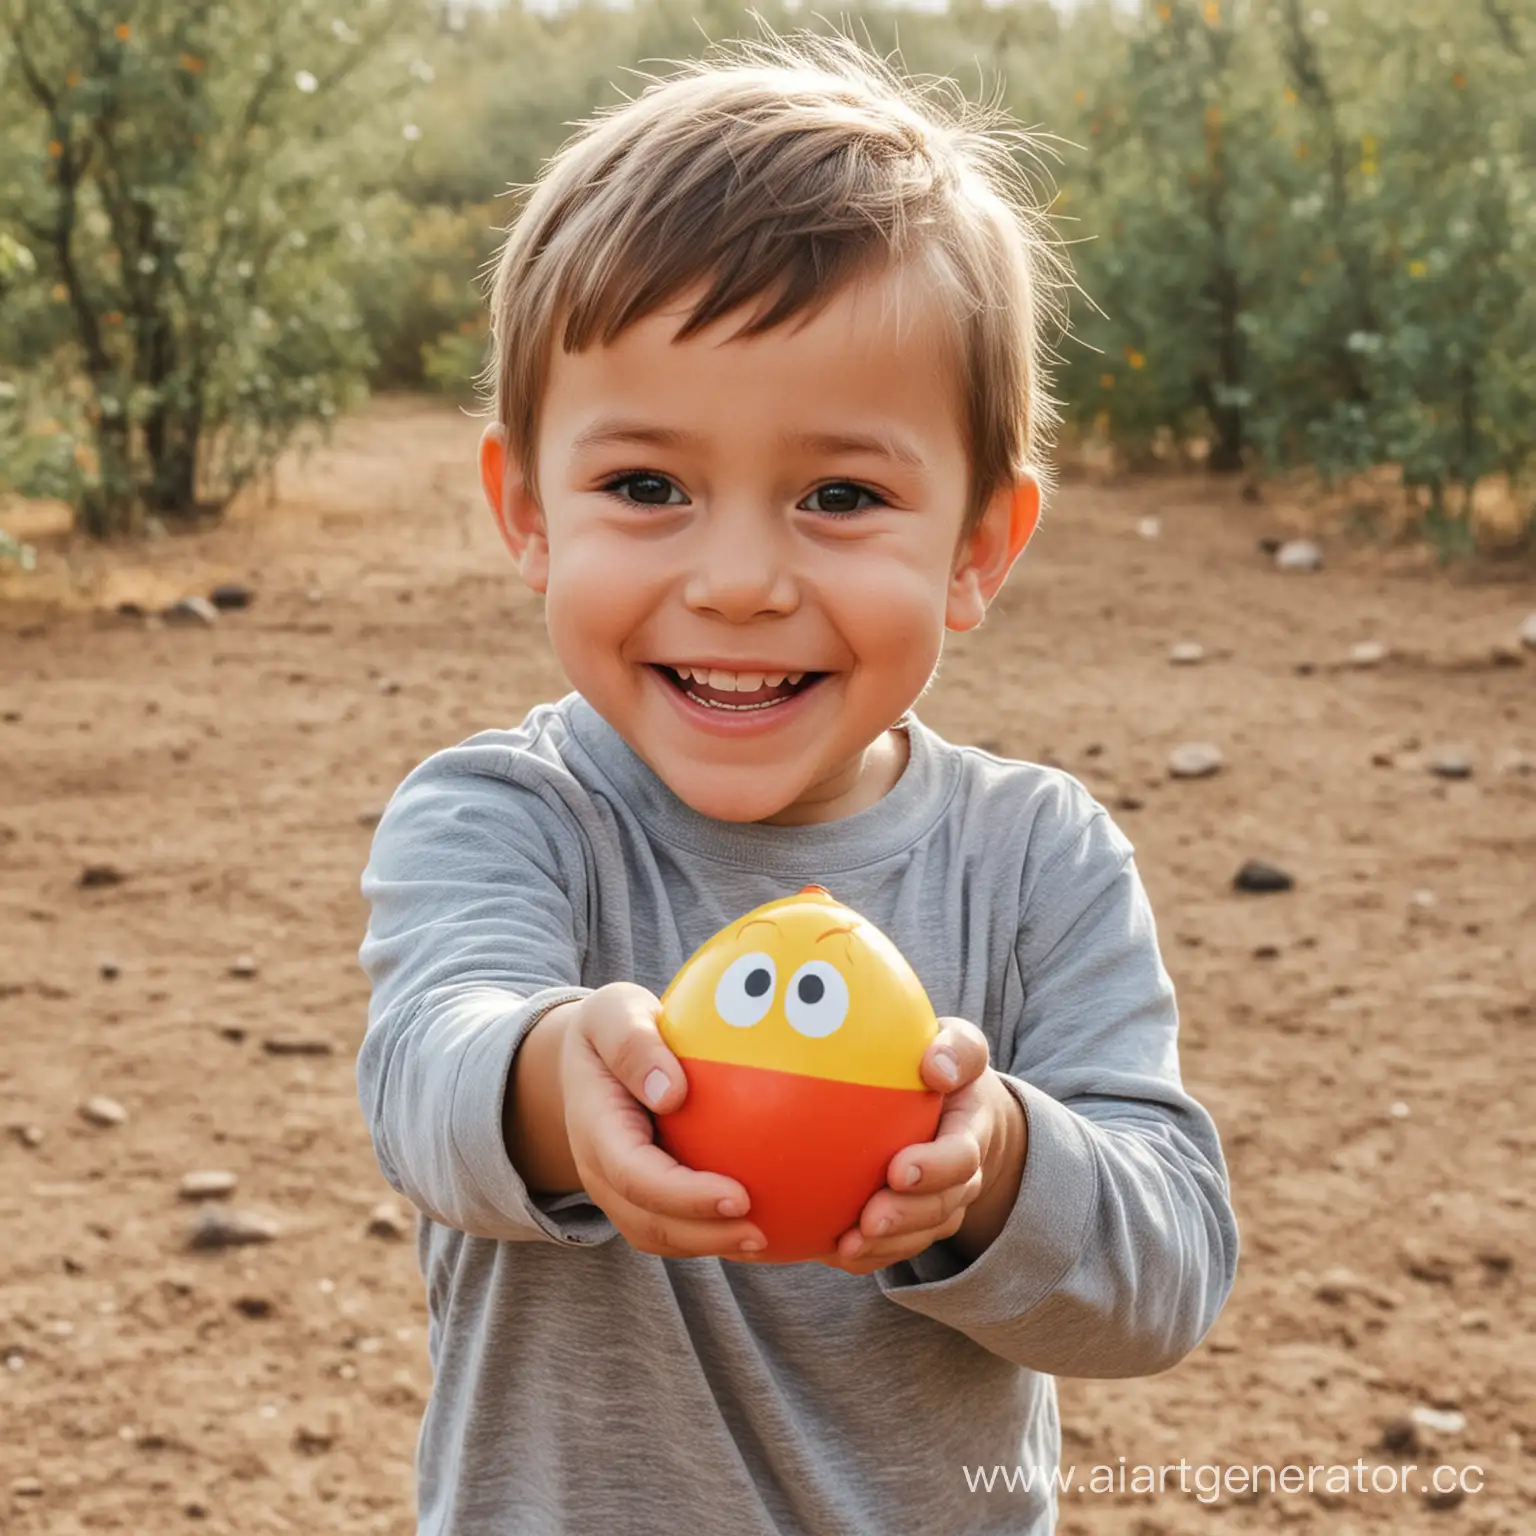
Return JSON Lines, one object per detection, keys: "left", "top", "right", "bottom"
{"left": 1, "top": 0, "right": 1532, "bottom": 546}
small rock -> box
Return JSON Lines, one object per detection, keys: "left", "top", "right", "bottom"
{"left": 1428, "top": 751, "right": 1472, "bottom": 780}
{"left": 1116, "top": 794, "right": 1144, "bottom": 812}
{"left": 228, "top": 955, "right": 259, "bottom": 979}
{"left": 1251, "top": 943, "right": 1280, "bottom": 961}
{"left": 1520, "top": 612, "right": 1536, "bottom": 651}
{"left": 1293, "top": 660, "right": 1316, "bottom": 676}
{"left": 1489, "top": 642, "right": 1524, "bottom": 667}
{"left": 1234, "top": 859, "right": 1294, "bottom": 894}
{"left": 1423, "top": 1485, "right": 1465, "bottom": 1511}
{"left": 1475, "top": 1247, "right": 1512, "bottom": 1276}
{"left": 79, "top": 1095, "right": 127, "bottom": 1128}
{"left": 1379, "top": 1416, "right": 1419, "bottom": 1455}
{"left": 78, "top": 863, "right": 126, "bottom": 889}
{"left": 1313, "top": 1266, "right": 1364, "bottom": 1305}
{"left": 305, "top": 586, "right": 326, "bottom": 605}
{"left": 366, "top": 1202, "right": 410, "bottom": 1241}
{"left": 1275, "top": 539, "right": 1323, "bottom": 572}
{"left": 1168, "top": 641, "right": 1205, "bottom": 666}
{"left": 1256, "top": 535, "right": 1284, "bottom": 556}
{"left": 1348, "top": 640, "right": 1389, "bottom": 668}
{"left": 1370, "top": 748, "right": 1395, "bottom": 768}
{"left": 179, "top": 1170, "right": 239, "bottom": 1201}
{"left": 1458, "top": 1309, "right": 1491, "bottom": 1332}
{"left": 216, "top": 1025, "right": 246, "bottom": 1044}
{"left": 1168, "top": 742, "right": 1223, "bottom": 780}
{"left": 11, "top": 1476, "right": 43, "bottom": 1497}
{"left": 1410, "top": 1404, "right": 1467, "bottom": 1437}
{"left": 1136, "top": 516, "right": 1161, "bottom": 540}
{"left": 292, "top": 1423, "right": 335, "bottom": 1456}
{"left": 377, "top": 678, "right": 402, "bottom": 696}
{"left": 162, "top": 596, "right": 219, "bottom": 627}
{"left": 1389, "top": 1100, "right": 1410, "bottom": 1119}
{"left": 233, "top": 1295, "right": 274, "bottom": 1319}
{"left": 1400, "top": 1243, "right": 1454, "bottom": 1285}
{"left": 1496, "top": 749, "right": 1532, "bottom": 777}
{"left": 9, "top": 1123, "right": 44, "bottom": 1149}
{"left": 99, "top": 959, "right": 121, "bottom": 981}
{"left": 209, "top": 583, "right": 253, "bottom": 611}
{"left": 262, "top": 1035, "right": 333, "bottom": 1057}
{"left": 187, "top": 1209, "right": 279, "bottom": 1252}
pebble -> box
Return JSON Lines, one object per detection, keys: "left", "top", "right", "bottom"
{"left": 1275, "top": 539, "right": 1323, "bottom": 572}
{"left": 1410, "top": 1405, "right": 1468, "bottom": 1436}
{"left": 1521, "top": 612, "right": 1536, "bottom": 651}
{"left": 1348, "top": 640, "right": 1389, "bottom": 668}
{"left": 1167, "top": 742, "right": 1223, "bottom": 780}
{"left": 262, "top": 1035, "right": 334, "bottom": 1057}
{"left": 179, "top": 1170, "right": 239, "bottom": 1201}
{"left": 1423, "top": 1485, "right": 1465, "bottom": 1511}
{"left": 366, "top": 1202, "right": 411, "bottom": 1241}
{"left": 1428, "top": 751, "right": 1472, "bottom": 780}
{"left": 233, "top": 1295, "right": 274, "bottom": 1319}
{"left": 306, "top": 587, "right": 326, "bottom": 605}
{"left": 187, "top": 1209, "right": 280, "bottom": 1251}
{"left": 99, "top": 958, "right": 121, "bottom": 981}
{"left": 1313, "top": 1266, "right": 1364, "bottom": 1304}
{"left": 79, "top": 1095, "right": 127, "bottom": 1128}
{"left": 1233, "top": 859, "right": 1293, "bottom": 894}
{"left": 77, "top": 863, "right": 126, "bottom": 889}
{"left": 162, "top": 596, "right": 220, "bottom": 627}
{"left": 9, "top": 1124, "right": 43, "bottom": 1149}
{"left": 1168, "top": 641, "right": 1205, "bottom": 666}
{"left": 1136, "top": 516, "right": 1161, "bottom": 540}
{"left": 209, "top": 583, "right": 253, "bottom": 611}
{"left": 11, "top": 1476, "right": 43, "bottom": 1497}
{"left": 228, "top": 955, "right": 259, "bottom": 979}
{"left": 1379, "top": 1415, "right": 1419, "bottom": 1454}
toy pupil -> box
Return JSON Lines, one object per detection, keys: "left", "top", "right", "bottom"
{"left": 797, "top": 974, "right": 825, "bottom": 1005}
{"left": 745, "top": 969, "right": 771, "bottom": 998}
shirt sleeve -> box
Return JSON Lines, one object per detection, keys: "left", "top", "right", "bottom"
{"left": 876, "top": 808, "right": 1240, "bottom": 1378}
{"left": 356, "top": 746, "right": 615, "bottom": 1247}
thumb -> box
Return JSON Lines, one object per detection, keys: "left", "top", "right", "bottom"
{"left": 580, "top": 982, "right": 689, "bottom": 1112}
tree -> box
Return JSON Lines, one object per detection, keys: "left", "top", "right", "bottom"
{"left": 0, "top": 0, "right": 428, "bottom": 536}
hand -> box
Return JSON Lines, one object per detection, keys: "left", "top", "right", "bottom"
{"left": 817, "top": 1018, "right": 1026, "bottom": 1277}
{"left": 558, "top": 983, "right": 767, "bottom": 1260}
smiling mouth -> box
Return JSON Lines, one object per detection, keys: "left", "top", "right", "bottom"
{"left": 649, "top": 664, "right": 829, "bottom": 712}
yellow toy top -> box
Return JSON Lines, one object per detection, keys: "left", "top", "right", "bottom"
{"left": 658, "top": 886, "right": 938, "bottom": 1091}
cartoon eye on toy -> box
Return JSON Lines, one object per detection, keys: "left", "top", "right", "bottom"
{"left": 715, "top": 952, "right": 776, "bottom": 1028}
{"left": 784, "top": 959, "right": 848, "bottom": 1038}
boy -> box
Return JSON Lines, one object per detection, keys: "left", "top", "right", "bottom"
{"left": 359, "top": 33, "right": 1238, "bottom": 1536}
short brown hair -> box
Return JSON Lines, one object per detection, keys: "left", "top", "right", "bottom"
{"left": 484, "top": 30, "right": 1063, "bottom": 539}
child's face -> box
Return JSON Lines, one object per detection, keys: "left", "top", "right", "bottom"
{"left": 483, "top": 262, "right": 1036, "bottom": 826}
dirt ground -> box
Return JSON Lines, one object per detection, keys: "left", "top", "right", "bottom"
{"left": 2, "top": 397, "right": 1532, "bottom": 1535}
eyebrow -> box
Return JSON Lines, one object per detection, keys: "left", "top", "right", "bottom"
{"left": 570, "top": 420, "right": 926, "bottom": 470}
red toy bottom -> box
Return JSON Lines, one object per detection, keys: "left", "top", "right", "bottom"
{"left": 656, "top": 1057, "right": 943, "bottom": 1263}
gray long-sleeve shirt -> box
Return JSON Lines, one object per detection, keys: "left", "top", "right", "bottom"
{"left": 358, "top": 692, "right": 1238, "bottom": 1535}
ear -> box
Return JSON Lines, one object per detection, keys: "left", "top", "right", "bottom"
{"left": 479, "top": 422, "right": 550, "bottom": 594}
{"left": 945, "top": 474, "right": 1041, "bottom": 633}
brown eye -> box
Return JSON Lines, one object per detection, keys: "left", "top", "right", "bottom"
{"left": 607, "top": 473, "right": 685, "bottom": 506}
{"left": 802, "top": 483, "right": 880, "bottom": 517}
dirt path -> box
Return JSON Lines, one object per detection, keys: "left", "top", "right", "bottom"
{"left": 2, "top": 398, "right": 1532, "bottom": 1534}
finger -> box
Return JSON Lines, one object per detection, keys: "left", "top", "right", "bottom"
{"left": 597, "top": 1182, "right": 766, "bottom": 1259}
{"left": 920, "top": 1017, "right": 990, "bottom": 1095}
{"left": 580, "top": 981, "right": 690, "bottom": 1113}
{"left": 885, "top": 1086, "right": 985, "bottom": 1192}
{"left": 832, "top": 1204, "right": 969, "bottom": 1272}
{"left": 856, "top": 1178, "right": 978, "bottom": 1242}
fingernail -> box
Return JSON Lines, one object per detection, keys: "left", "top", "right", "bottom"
{"left": 903, "top": 1164, "right": 921, "bottom": 1188}
{"left": 717, "top": 1197, "right": 746, "bottom": 1218}
{"left": 932, "top": 1049, "right": 960, "bottom": 1086}
{"left": 845, "top": 1235, "right": 864, "bottom": 1257}
{"left": 739, "top": 1237, "right": 764, "bottom": 1253}
{"left": 875, "top": 1216, "right": 893, "bottom": 1236}
{"left": 642, "top": 1068, "right": 670, "bottom": 1108}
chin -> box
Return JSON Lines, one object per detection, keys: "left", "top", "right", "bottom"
{"left": 665, "top": 768, "right": 802, "bottom": 825}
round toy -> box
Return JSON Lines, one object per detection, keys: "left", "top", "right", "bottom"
{"left": 656, "top": 884, "right": 942, "bottom": 1262}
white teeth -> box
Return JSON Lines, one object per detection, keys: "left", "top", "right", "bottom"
{"left": 667, "top": 665, "right": 813, "bottom": 692}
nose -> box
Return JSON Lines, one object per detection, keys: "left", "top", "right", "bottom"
{"left": 681, "top": 510, "right": 799, "bottom": 622}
